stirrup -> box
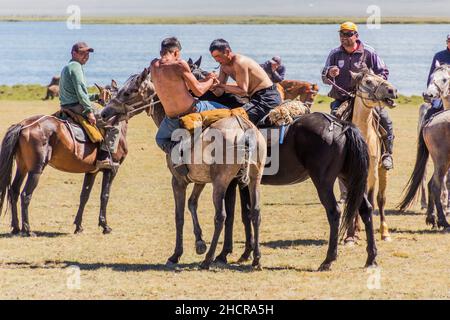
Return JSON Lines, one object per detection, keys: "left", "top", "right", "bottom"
{"left": 381, "top": 153, "right": 393, "bottom": 170}
{"left": 95, "top": 159, "right": 120, "bottom": 170}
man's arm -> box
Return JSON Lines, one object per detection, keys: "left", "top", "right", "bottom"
{"left": 211, "top": 68, "right": 229, "bottom": 96}
{"left": 179, "top": 61, "right": 214, "bottom": 97}
{"left": 68, "top": 63, "right": 95, "bottom": 116}
{"left": 272, "top": 65, "right": 285, "bottom": 83}
{"left": 322, "top": 50, "right": 337, "bottom": 84}
{"left": 219, "top": 62, "right": 248, "bottom": 96}
{"left": 427, "top": 54, "right": 438, "bottom": 87}
{"left": 371, "top": 52, "right": 389, "bottom": 80}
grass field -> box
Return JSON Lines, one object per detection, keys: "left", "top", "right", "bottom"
{"left": 0, "top": 98, "right": 449, "bottom": 300}
{"left": 2, "top": 15, "right": 450, "bottom": 24}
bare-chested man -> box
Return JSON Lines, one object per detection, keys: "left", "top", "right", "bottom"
{"left": 151, "top": 37, "right": 228, "bottom": 157}
{"left": 209, "top": 38, "right": 281, "bottom": 125}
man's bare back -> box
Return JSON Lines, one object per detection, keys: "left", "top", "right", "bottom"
{"left": 151, "top": 58, "right": 196, "bottom": 118}
{"left": 218, "top": 54, "right": 273, "bottom": 97}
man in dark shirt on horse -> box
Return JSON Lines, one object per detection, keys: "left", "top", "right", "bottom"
{"left": 322, "top": 22, "right": 395, "bottom": 170}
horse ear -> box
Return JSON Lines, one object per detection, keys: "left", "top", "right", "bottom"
{"left": 194, "top": 56, "right": 202, "bottom": 67}
{"left": 187, "top": 58, "right": 193, "bottom": 65}
{"left": 111, "top": 79, "right": 118, "bottom": 90}
{"left": 94, "top": 83, "right": 103, "bottom": 92}
{"left": 139, "top": 67, "right": 149, "bottom": 82}
{"left": 350, "top": 70, "right": 364, "bottom": 83}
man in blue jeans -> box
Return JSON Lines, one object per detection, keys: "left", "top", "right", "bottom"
{"left": 151, "top": 37, "right": 227, "bottom": 175}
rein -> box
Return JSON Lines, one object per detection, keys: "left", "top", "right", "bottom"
{"left": 110, "top": 92, "right": 160, "bottom": 120}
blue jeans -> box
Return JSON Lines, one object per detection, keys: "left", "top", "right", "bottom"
{"left": 155, "top": 100, "right": 228, "bottom": 152}
{"left": 330, "top": 99, "right": 345, "bottom": 111}
{"left": 432, "top": 98, "right": 443, "bottom": 109}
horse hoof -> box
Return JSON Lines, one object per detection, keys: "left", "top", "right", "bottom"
{"left": 11, "top": 228, "right": 20, "bottom": 235}
{"left": 21, "top": 231, "right": 36, "bottom": 237}
{"left": 74, "top": 226, "right": 83, "bottom": 234}
{"left": 237, "top": 256, "right": 250, "bottom": 264}
{"left": 318, "top": 263, "right": 332, "bottom": 272}
{"left": 214, "top": 255, "right": 228, "bottom": 265}
{"left": 344, "top": 238, "right": 356, "bottom": 247}
{"left": 381, "top": 235, "right": 392, "bottom": 242}
{"left": 195, "top": 240, "right": 207, "bottom": 255}
{"left": 252, "top": 260, "right": 263, "bottom": 271}
{"left": 199, "top": 260, "right": 210, "bottom": 270}
{"left": 364, "top": 260, "right": 378, "bottom": 269}
{"left": 102, "top": 226, "right": 112, "bottom": 235}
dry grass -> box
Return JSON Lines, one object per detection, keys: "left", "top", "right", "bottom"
{"left": 0, "top": 100, "right": 449, "bottom": 300}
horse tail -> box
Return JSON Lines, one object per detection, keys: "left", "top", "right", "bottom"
{"left": 236, "top": 116, "right": 257, "bottom": 187}
{"left": 340, "top": 123, "right": 370, "bottom": 239}
{"left": 0, "top": 124, "right": 22, "bottom": 214}
{"left": 398, "top": 127, "right": 429, "bottom": 211}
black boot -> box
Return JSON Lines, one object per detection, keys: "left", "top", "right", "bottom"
{"left": 96, "top": 149, "right": 120, "bottom": 170}
{"left": 423, "top": 104, "right": 444, "bottom": 125}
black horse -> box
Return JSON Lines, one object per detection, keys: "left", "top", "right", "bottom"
{"left": 185, "top": 59, "right": 378, "bottom": 271}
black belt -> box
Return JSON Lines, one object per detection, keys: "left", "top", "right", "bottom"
{"left": 251, "top": 84, "right": 277, "bottom": 98}
{"left": 61, "top": 102, "right": 79, "bottom": 108}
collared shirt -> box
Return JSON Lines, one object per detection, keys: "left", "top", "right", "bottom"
{"left": 260, "top": 61, "right": 286, "bottom": 83}
{"left": 322, "top": 40, "right": 389, "bottom": 100}
{"left": 427, "top": 48, "right": 450, "bottom": 86}
{"left": 59, "top": 59, "right": 98, "bottom": 116}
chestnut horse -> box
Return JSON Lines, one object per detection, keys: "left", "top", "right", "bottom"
{"left": 0, "top": 80, "right": 133, "bottom": 236}
{"left": 277, "top": 80, "right": 319, "bottom": 107}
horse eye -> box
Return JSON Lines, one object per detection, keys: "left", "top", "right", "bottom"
{"left": 366, "top": 80, "right": 372, "bottom": 85}
{"left": 123, "top": 92, "right": 130, "bottom": 97}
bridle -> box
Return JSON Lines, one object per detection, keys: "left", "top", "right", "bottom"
{"left": 108, "top": 92, "right": 160, "bottom": 120}
{"left": 355, "top": 75, "right": 390, "bottom": 109}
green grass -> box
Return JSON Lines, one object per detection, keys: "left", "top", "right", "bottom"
{"left": 1, "top": 15, "right": 450, "bottom": 24}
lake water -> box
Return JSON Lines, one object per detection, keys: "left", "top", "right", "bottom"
{"left": 0, "top": 22, "right": 449, "bottom": 96}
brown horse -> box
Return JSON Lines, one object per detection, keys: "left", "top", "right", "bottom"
{"left": 0, "top": 80, "right": 129, "bottom": 236}
{"left": 399, "top": 64, "right": 450, "bottom": 229}
{"left": 277, "top": 80, "right": 319, "bottom": 107}
{"left": 43, "top": 76, "right": 60, "bottom": 100}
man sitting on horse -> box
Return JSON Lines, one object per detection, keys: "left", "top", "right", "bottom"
{"left": 151, "top": 37, "right": 228, "bottom": 175}
{"left": 423, "top": 34, "right": 450, "bottom": 122}
{"left": 208, "top": 39, "right": 282, "bottom": 125}
{"left": 260, "top": 56, "right": 286, "bottom": 84}
{"left": 321, "top": 22, "right": 395, "bottom": 170}
{"left": 59, "top": 42, "right": 120, "bottom": 170}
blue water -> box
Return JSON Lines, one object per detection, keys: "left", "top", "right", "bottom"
{"left": 0, "top": 22, "right": 449, "bottom": 95}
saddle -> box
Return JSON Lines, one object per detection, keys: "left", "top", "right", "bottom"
{"left": 179, "top": 107, "right": 249, "bottom": 134}
{"left": 53, "top": 110, "right": 104, "bottom": 144}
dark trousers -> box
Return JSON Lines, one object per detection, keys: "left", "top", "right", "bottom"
{"left": 243, "top": 84, "right": 282, "bottom": 125}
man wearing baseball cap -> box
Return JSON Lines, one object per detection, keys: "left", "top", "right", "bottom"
{"left": 260, "top": 56, "right": 286, "bottom": 83}
{"left": 59, "top": 42, "right": 120, "bottom": 170}
{"left": 321, "top": 22, "right": 395, "bottom": 170}
{"left": 423, "top": 34, "right": 450, "bottom": 122}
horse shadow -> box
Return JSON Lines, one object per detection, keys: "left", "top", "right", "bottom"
{"left": 389, "top": 227, "right": 443, "bottom": 235}
{"left": 381, "top": 209, "right": 423, "bottom": 216}
{"left": 0, "top": 231, "right": 69, "bottom": 238}
{"left": 261, "top": 239, "right": 327, "bottom": 249}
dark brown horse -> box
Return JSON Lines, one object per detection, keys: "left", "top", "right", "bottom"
{"left": 183, "top": 64, "right": 381, "bottom": 271}
{"left": 0, "top": 80, "right": 131, "bottom": 236}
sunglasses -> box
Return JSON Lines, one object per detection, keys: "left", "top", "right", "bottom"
{"left": 339, "top": 31, "right": 357, "bottom": 37}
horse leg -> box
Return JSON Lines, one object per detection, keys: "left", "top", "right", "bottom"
{"left": 20, "top": 172, "right": 42, "bottom": 236}
{"left": 167, "top": 176, "right": 187, "bottom": 265}
{"left": 316, "top": 183, "right": 341, "bottom": 271}
{"left": 200, "top": 181, "right": 228, "bottom": 270}
{"left": 359, "top": 195, "right": 378, "bottom": 267}
{"left": 420, "top": 166, "right": 428, "bottom": 210}
{"left": 431, "top": 166, "right": 450, "bottom": 230}
{"left": 187, "top": 183, "right": 207, "bottom": 255}
{"left": 74, "top": 173, "right": 97, "bottom": 234}
{"left": 10, "top": 167, "right": 26, "bottom": 235}
{"left": 247, "top": 177, "right": 262, "bottom": 270}
{"left": 377, "top": 167, "right": 391, "bottom": 241}
{"left": 426, "top": 178, "right": 437, "bottom": 228}
{"left": 237, "top": 185, "right": 254, "bottom": 263}
{"left": 98, "top": 170, "right": 117, "bottom": 234}
{"left": 215, "top": 178, "right": 237, "bottom": 264}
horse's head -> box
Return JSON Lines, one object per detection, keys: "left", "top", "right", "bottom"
{"left": 187, "top": 56, "right": 208, "bottom": 80}
{"left": 101, "top": 67, "right": 155, "bottom": 121}
{"left": 95, "top": 79, "right": 119, "bottom": 106}
{"left": 350, "top": 68, "right": 398, "bottom": 109}
{"left": 301, "top": 82, "right": 319, "bottom": 108}
{"left": 423, "top": 63, "right": 450, "bottom": 102}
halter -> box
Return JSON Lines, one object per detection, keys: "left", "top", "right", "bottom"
{"left": 354, "top": 75, "right": 391, "bottom": 109}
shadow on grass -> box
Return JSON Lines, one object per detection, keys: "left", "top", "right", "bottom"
{"left": 389, "top": 227, "right": 442, "bottom": 235}
{"left": 381, "top": 209, "right": 424, "bottom": 216}
{"left": 261, "top": 239, "right": 327, "bottom": 249}
{"left": 0, "top": 231, "right": 69, "bottom": 238}
{"left": 0, "top": 260, "right": 316, "bottom": 273}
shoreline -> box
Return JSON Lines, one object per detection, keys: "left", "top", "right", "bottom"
{"left": 1, "top": 16, "right": 450, "bottom": 25}
{"left": 0, "top": 84, "right": 423, "bottom": 104}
